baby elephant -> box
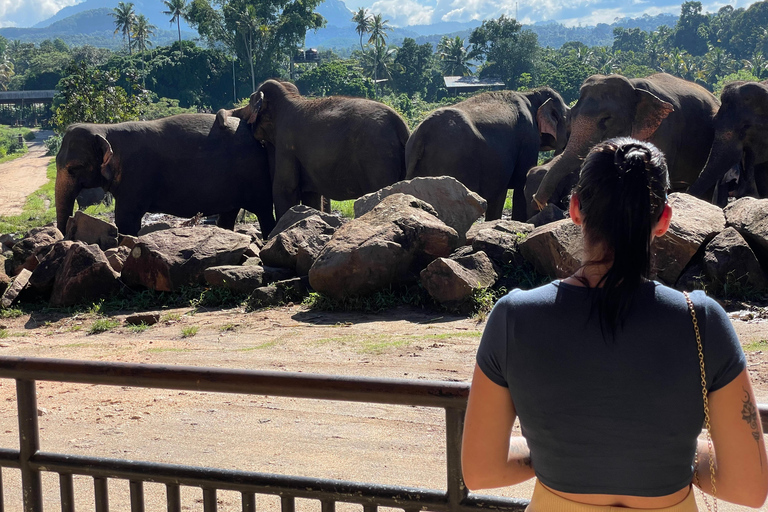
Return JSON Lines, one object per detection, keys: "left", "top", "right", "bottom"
{"left": 55, "top": 114, "right": 275, "bottom": 237}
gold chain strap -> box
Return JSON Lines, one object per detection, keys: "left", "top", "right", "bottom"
{"left": 684, "top": 291, "right": 717, "bottom": 512}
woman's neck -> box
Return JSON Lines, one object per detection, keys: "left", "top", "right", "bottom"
{"left": 563, "top": 243, "right": 613, "bottom": 288}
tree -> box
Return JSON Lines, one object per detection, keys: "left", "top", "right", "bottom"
{"left": 111, "top": 2, "right": 137, "bottom": 55}
{"left": 703, "top": 45, "right": 734, "bottom": 84}
{"left": 673, "top": 1, "right": 709, "bottom": 56}
{"left": 0, "top": 54, "right": 13, "bottom": 91}
{"left": 743, "top": 51, "right": 767, "bottom": 79}
{"left": 351, "top": 8, "right": 371, "bottom": 52}
{"left": 437, "top": 36, "right": 471, "bottom": 76}
{"left": 295, "top": 59, "right": 374, "bottom": 97}
{"left": 132, "top": 15, "right": 157, "bottom": 53}
{"left": 469, "top": 15, "right": 538, "bottom": 89}
{"left": 391, "top": 37, "right": 434, "bottom": 96}
{"left": 163, "top": 0, "right": 188, "bottom": 57}
{"left": 361, "top": 43, "right": 396, "bottom": 95}
{"left": 612, "top": 27, "right": 647, "bottom": 53}
{"left": 367, "top": 14, "right": 390, "bottom": 48}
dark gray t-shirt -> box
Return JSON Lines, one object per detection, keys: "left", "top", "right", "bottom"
{"left": 476, "top": 280, "right": 745, "bottom": 497}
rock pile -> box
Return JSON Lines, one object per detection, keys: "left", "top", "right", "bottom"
{"left": 3, "top": 176, "right": 768, "bottom": 312}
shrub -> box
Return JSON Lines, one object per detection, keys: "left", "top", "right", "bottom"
{"left": 23, "top": 131, "right": 36, "bottom": 141}
{"left": 44, "top": 134, "right": 62, "bottom": 156}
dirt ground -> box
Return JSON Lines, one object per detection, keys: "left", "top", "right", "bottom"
{"left": 0, "top": 130, "right": 55, "bottom": 217}
{"left": 1, "top": 302, "right": 768, "bottom": 512}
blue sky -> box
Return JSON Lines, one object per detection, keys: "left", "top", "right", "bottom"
{"left": 0, "top": 0, "right": 757, "bottom": 30}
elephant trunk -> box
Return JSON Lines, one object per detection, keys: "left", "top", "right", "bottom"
{"left": 55, "top": 169, "right": 80, "bottom": 234}
{"left": 688, "top": 130, "right": 741, "bottom": 200}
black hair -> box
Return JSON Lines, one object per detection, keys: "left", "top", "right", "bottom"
{"left": 572, "top": 137, "right": 670, "bottom": 336}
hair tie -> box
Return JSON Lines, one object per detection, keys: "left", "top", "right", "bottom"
{"left": 614, "top": 144, "right": 650, "bottom": 177}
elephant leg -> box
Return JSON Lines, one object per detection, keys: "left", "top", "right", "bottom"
{"left": 322, "top": 196, "right": 331, "bottom": 213}
{"left": 273, "top": 155, "right": 302, "bottom": 220}
{"left": 524, "top": 166, "right": 548, "bottom": 220}
{"left": 300, "top": 191, "right": 323, "bottom": 211}
{"left": 114, "top": 202, "right": 142, "bottom": 237}
{"left": 511, "top": 187, "right": 527, "bottom": 222}
{"left": 216, "top": 209, "right": 240, "bottom": 230}
{"left": 754, "top": 163, "right": 768, "bottom": 198}
{"left": 485, "top": 193, "right": 506, "bottom": 222}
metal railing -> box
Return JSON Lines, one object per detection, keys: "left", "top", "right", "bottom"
{"left": 1, "top": 356, "right": 767, "bottom": 512}
{"left": 0, "top": 356, "right": 529, "bottom": 512}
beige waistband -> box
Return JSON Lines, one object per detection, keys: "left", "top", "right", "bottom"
{"left": 525, "top": 481, "right": 698, "bottom": 512}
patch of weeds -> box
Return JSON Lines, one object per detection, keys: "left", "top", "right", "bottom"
{"left": 0, "top": 329, "right": 8, "bottom": 339}
{"left": 62, "top": 342, "right": 89, "bottom": 348}
{"left": 237, "top": 341, "right": 277, "bottom": 351}
{"left": 161, "top": 312, "right": 182, "bottom": 323}
{"left": 0, "top": 160, "right": 57, "bottom": 236}
{"left": 68, "top": 325, "right": 83, "bottom": 332}
{"left": 498, "top": 261, "right": 549, "bottom": 291}
{"left": 361, "top": 337, "right": 410, "bottom": 354}
{"left": 219, "top": 323, "right": 238, "bottom": 332}
{"left": 127, "top": 322, "right": 150, "bottom": 333}
{"left": 0, "top": 308, "right": 24, "bottom": 319}
{"left": 88, "top": 318, "right": 120, "bottom": 335}
{"left": 303, "top": 284, "right": 430, "bottom": 313}
{"left": 330, "top": 200, "right": 355, "bottom": 219}
{"left": 745, "top": 339, "right": 768, "bottom": 352}
{"left": 467, "top": 287, "right": 501, "bottom": 320}
{"left": 87, "top": 301, "right": 104, "bottom": 317}
{"left": 147, "top": 347, "right": 188, "bottom": 353}
{"left": 186, "top": 286, "right": 247, "bottom": 311}
{"left": 181, "top": 326, "right": 199, "bottom": 338}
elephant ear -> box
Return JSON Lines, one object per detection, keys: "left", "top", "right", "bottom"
{"left": 631, "top": 89, "right": 674, "bottom": 141}
{"left": 96, "top": 134, "right": 114, "bottom": 182}
{"left": 215, "top": 108, "right": 231, "bottom": 129}
{"left": 246, "top": 91, "right": 265, "bottom": 125}
{"left": 536, "top": 98, "right": 561, "bottom": 147}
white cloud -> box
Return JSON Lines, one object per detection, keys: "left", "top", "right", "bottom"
{"left": 370, "top": 0, "right": 435, "bottom": 25}
{"left": 0, "top": 0, "right": 81, "bottom": 27}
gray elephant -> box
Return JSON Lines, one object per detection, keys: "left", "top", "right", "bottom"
{"left": 688, "top": 80, "right": 768, "bottom": 203}
{"left": 405, "top": 88, "right": 569, "bottom": 221}
{"left": 529, "top": 73, "right": 719, "bottom": 216}
{"left": 55, "top": 114, "right": 275, "bottom": 237}
{"left": 217, "top": 79, "right": 410, "bottom": 220}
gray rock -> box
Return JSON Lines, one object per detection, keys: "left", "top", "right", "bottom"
{"left": 119, "top": 235, "right": 139, "bottom": 250}
{"left": 420, "top": 251, "right": 498, "bottom": 307}
{"left": 269, "top": 205, "right": 345, "bottom": 239}
{"left": 124, "top": 312, "right": 161, "bottom": 326}
{"left": 309, "top": 194, "right": 459, "bottom": 299}
{"left": 137, "top": 222, "right": 173, "bottom": 236}
{"left": 527, "top": 203, "right": 566, "bottom": 227}
{"left": 519, "top": 219, "right": 583, "bottom": 278}
{"left": 724, "top": 196, "right": 768, "bottom": 264}
{"left": 354, "top": 176, "right": 486, "bottom": 245}
{"left": 105, "top": 246, "right": 131, "bottom": 273}
{"left": 50, "top": 243, "right": 120, "bottom": 307}
{"left": 471, "top": 221, "right": 535, "bottom": 268}
{"left": 204, "top": 265, "right": 268, "bottom": 294}
{"left": 247, "top": 277, "right": 309, "bottom": 309}
{"left": 28, "top": 241, "right": 76, "bottom": 296}
{"left": 701, "top": 227, "right": 768, "bottom": 294}
{"left": 235, "top": 224, "right": 266, "bottom": 247}
{"left": 0, "top": 234, "right": 16, "bottom": 252}
{"left": 1, "top": 268, "right": 31, "bottom": 308}
{"left": 651, "top": 193, "right": 725, "bottom": 285}
{"left": 65, "top": 211, "right": 118, "bottom": 251}
{"left": 0, "top": 256, "right": 9, "bottom": 295}
{"left": 261, "top": 215, "right": 337, "bottom": 276}
{"left": 121, "top": 226, "right": 251, "bottom": 292}
{"left": 11, "top": 225, "right": 63, "bottom": 274}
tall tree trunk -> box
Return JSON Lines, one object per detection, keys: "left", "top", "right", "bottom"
{"left": 177, "top": 19, "right": 183, "bottom": 58}
{"left": 242, "top": 30, "right": 255, "bottom": 92}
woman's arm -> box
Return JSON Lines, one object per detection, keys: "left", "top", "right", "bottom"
{"left": 694, "top": 368, "right": 768, "bottom": 507}
{"left": 461, "top": 363, "right": 535, "bottom": 491}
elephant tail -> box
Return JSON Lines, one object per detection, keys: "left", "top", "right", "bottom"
{"left": 397, "top": 120, "right": 410, "bottom": 181}
{"left": 405, "top": 129, "right": 424, "bottom": 180}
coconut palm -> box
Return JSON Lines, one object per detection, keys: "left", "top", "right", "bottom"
{"left": 703, "top": 46, "right": 734, "bottom": 83}
{"left": 744, "top": 51, "right": 767, "bottom": 79}
{"left": 0, "top": 55, "right": 14, "bottom": 91}
{"left": 361, "top": 43, "right": 396, "bottom": 96}
{"left": 437, "top": 36, "right": 472, "bottom": 76}
{"left": 163, "top": 0, "right": 188, "bottom": 57}
{"left": 367, "top": 14, "right": 390, "bottom": 48}
{"left": 351, "top": 8, "right": 371, "bottom": 52}
{"left": 132, "top": 15, "right": 156, "bottom": 53}
{"left": 111, "top": 2, "right": 137, "bottom": 54}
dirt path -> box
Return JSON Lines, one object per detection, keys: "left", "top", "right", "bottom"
{"left": 0, "top": 130, "right": 54, "bottom": 217}
{"left": 1, "top": 304, "right": 768, "bottom": 511}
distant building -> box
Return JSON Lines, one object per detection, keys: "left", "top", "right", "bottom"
{"left": 443, "top": 76, "right": 505, "bottom": 95}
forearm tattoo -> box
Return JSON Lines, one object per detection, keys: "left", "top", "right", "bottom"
{"left": 741, "top": 387, "right": 763, "bottom": 468}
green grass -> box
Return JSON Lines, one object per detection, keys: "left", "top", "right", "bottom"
{"left": 88, "top": 318, "right": 120, "bottom": 335}
{"left": 745, "top": 339, "right": 768, "bottom": 352}
{"left": 0, "top": 160, "right": 57, "bottom": 236}
{"left": 147, "top": 347, "right": 189, "bottom": 353}
{"left": 62, "top": 342, "right": 90, "bottom": 348}
{"left": 303, "top": 285, "right": 427, "bottom": 313}
{"left": 0, "top": 329, "right": 8, "bottom": 339}
{"left": 237, "top": 341, "right": 278, "bottom": 351}
{"left": 0, "top": 308, "right": 24, "bottom": 319}
{"left": 0, "top": 145, "right": 28, "bottom": 164}
{"left": 161, "top": 312, "right": 182, "bottom": 323}
{"left": 314, "top": 331, "right": 482, "bottom": 353}
{"left": 330, "top": 200, "right": 355, "bottom": 219}
{"left": 83, "top": 201, "right": 115, "bottom": 216}
{"left": 127, "top": 322, "right": 151, "bottom": 333}
{"left": 181, "top": 326, "right": 198, "bottom": 338}
{"left": 220, "top": 323, "right": 238, "bottom": 332}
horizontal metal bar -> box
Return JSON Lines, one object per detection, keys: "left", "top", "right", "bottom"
{"left": 0, "top": 449, "right": 20, "bottom": 469}
{"left": 0, "top": 357, "right": 468, "bottom": 408}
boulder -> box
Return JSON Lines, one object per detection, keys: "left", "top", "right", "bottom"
{"left": 0, "top": 255, "right": 9, "bottom": 295}
{"left": 124, "top": 312, "right": 161, "bottom": 326}
{"left": 105, "top": 246, "right": 131, "bottom": 273}
{"left": 261, "top": 215, "right": 337, "bottom": 276}
{"left": 11, "top": 225, "right": 63, "bottom": 274}
{"left": 247, "top": 277, "right": 309, "bottom": 309}
{"left": 65, "top": 211, "right": 119, "bottom": 251}
{"left": 652, "top": 193, "right": 725, "bottom": 285}
{"left": 0, "top": 234, "right": 16, "bottom": 252}
{"left": 244, "top": 244, "right": 261, "bottom": 259}
{"left": 28, "top": 241, "right": 76, "bottom": 296}
{"left": 519, "top": 219, "right": 583, "bottom": 278}
{"left": 269, "top": 205, "right": 345, "bottom": 239}
{"left": 701, "top": 227, "right": 768, "bottom": 294}
{"left": 235, "top": 224, "right": 266, "bottom": 247}
{"left": 309, "top": 194, "right": 459, "bottom": 299}
{"left": 471, "top": 221, "right": 535, "bottom": 268}
{"left": 527, "top": 203, "right": 566, "bottom": 228}
{"left": 137, "top": 222, "right": 173, "bottom": 236}
{"left": 121, "top": 226, "right": 251, "bottom": 292}
{"left": 204, "top": 265, "right": 269, "bottom": 294}
{"left": 724, "top": 197, "right": 768, "bottom": 263}
{"left": 420, "top": 251, "right": 498, "bottom": 307}
{"left": 242, "top": 256, "right": 262, "bottom": 267}
{"left": 354, "top": 177, "right": 486, "bottom": 244}
{"left": 1, "top": 269, "right": 32, "bottom": 308}
{"left": 50, "top": 243, "right": 120, "bottom": 307}
{"left": 118, "top": 235, "right": 139, "bottom": 250}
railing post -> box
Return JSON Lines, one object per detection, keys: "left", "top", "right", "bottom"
{"left": 445, "top": 407, "right": 468, "bottom": 511}
{"left": 16, "top": 379, "right": 42, "bottom": 512}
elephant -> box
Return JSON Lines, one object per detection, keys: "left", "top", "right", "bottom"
{"left": 404, "top": 88, "right": 569, "bottom": 221}
{"left": 216, "top": 79, "right": 410, "bottom": 220}
{"left": 688, "top": 80, "right": 768, "bottom": 204}
{"left": 529, "top": 73, "right": 720, "bottom": 216}
{"left": 55, "top": 114, "right": 276, "bottom": 237}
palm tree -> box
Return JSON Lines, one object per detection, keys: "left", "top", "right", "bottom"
{"left": 163, "top": 0, "right": 188, "bottom": 57}
{"left": 132, "top": 15, "right": 156, "bottom": 53}
{"left": 0, "top": 54, "right": 14, "bottom": 91}
{"left": 111, "top": 2, "right": 137, "bottom": 54}
{"left": 703, "top": 46, "right": 733, "bottom": 84}
{"left": 362, "top": 43, "right": 396, "bottom": 96}
{"left": 351, "top": 8, "right": 371, "bottom": 52}
{"left": 744, "top": 51, "right": 767, "bottom": 79}
{"left": 437, "top": 36, "right": 471, "bottom": 76}
{"left": 367, "top": 14, "right": 390, "bottom": 48}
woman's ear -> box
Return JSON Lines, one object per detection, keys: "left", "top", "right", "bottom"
{"left": 569, "top": 194, "right": 583, "bottom": 226}
{"left": 653, "top": 203, "right": 672, "bottom": 238}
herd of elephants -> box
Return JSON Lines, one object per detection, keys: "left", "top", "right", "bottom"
{"left": 53, "top": 73, "right": 768, "bottom": 240}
